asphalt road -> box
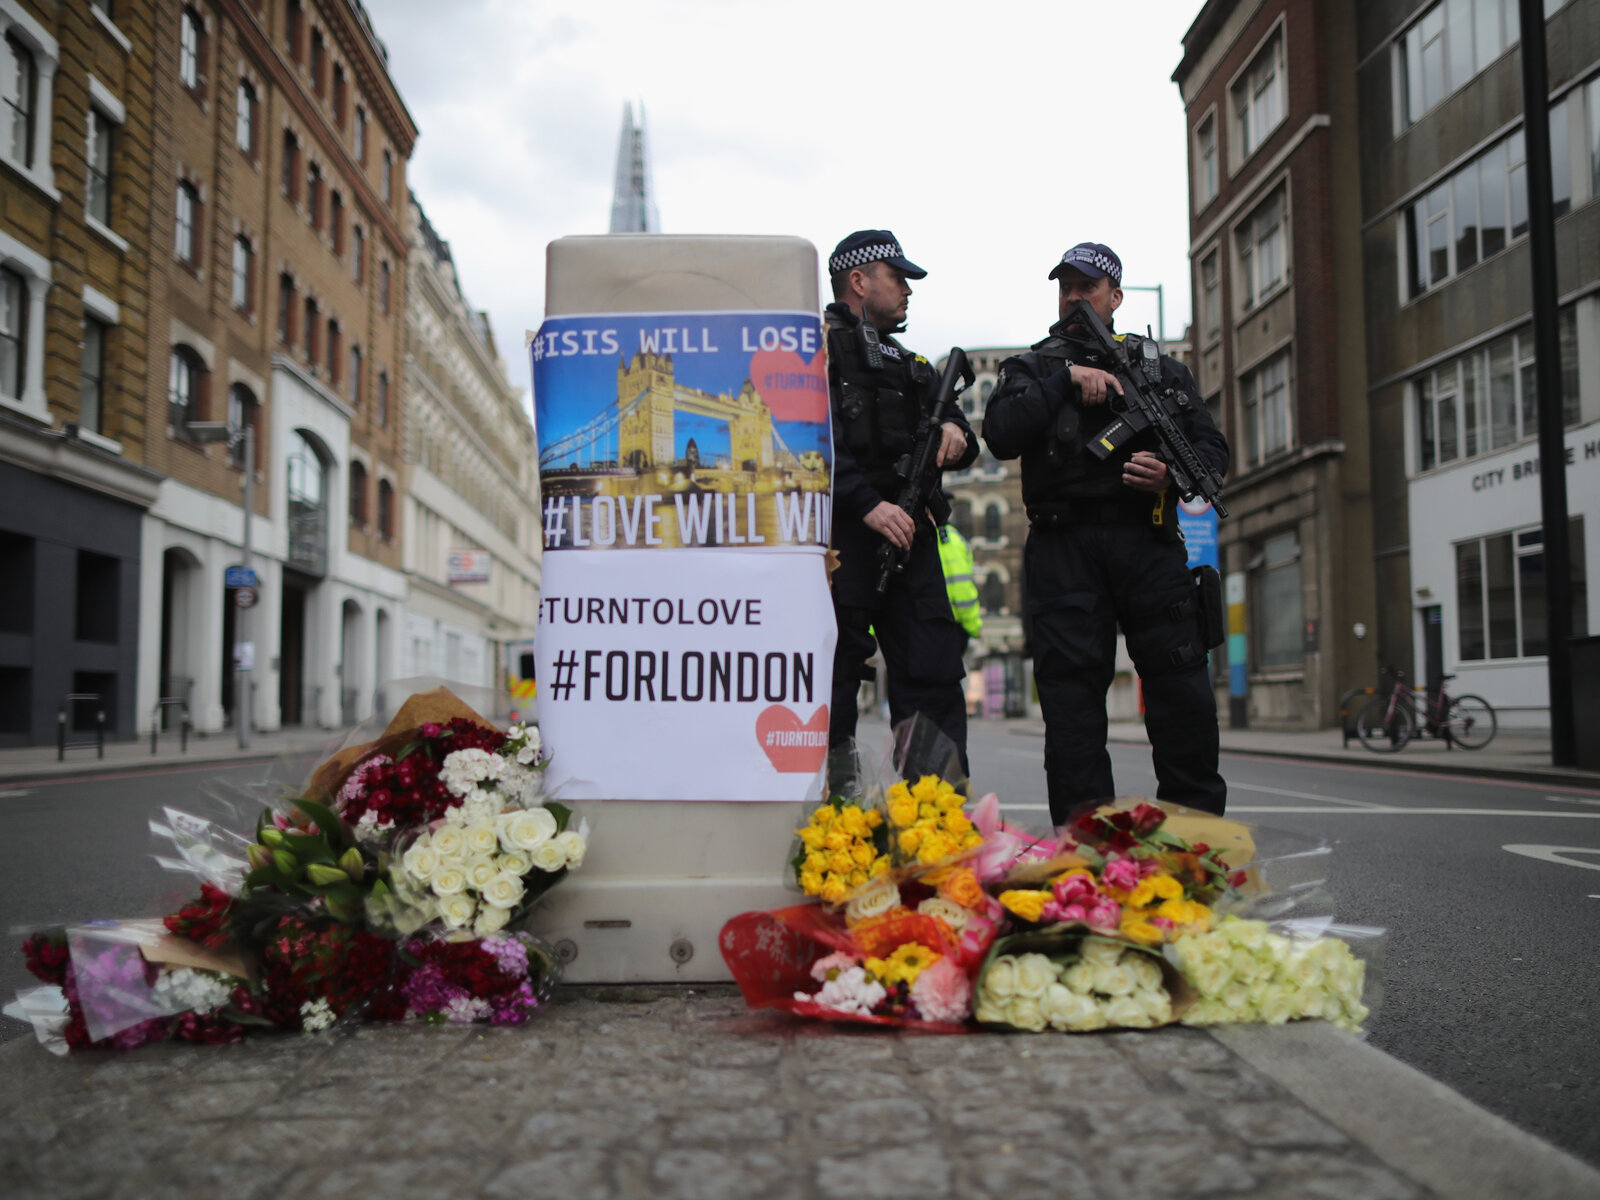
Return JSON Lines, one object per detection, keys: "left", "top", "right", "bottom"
{"left": 4, "top": 730, "right": 1599, "bottom": 1170}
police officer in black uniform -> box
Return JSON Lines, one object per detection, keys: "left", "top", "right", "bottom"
{"left": 983, "top": 242, "right": 1228, "bottom": 821}
{"left": 825, "top": 230, "right": 979, "bottom": 769}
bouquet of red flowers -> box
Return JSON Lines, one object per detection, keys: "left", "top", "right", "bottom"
{"left": 8, "top": 687, "right": 575, "bottom": 1053}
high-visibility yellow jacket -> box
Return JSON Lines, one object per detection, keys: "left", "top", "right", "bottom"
{"left": 938, "top": 525, "right": 982, "bottom": 639}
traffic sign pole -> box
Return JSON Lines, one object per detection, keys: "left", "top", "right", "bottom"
{"left": 237, "top": 422, "right": 253, "bottom": 751}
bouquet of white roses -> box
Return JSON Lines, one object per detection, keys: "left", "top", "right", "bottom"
{"left": 974, "top": 932, "right": 1180, "bottom": 1033}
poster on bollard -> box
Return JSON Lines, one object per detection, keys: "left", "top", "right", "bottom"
{"left": 531, "top": 311, "right": 834, "bottom": 801}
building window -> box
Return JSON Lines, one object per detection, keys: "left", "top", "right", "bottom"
{"left": 983, "top": 503, "right": 1002, "bottom": 541}
{"left": 286, "top": 430, "right": 328, "bottom": 576}
{"left": 1195, "top": 113, "right": 1217, "bottom": 207}
{"left": 1251, "top": 531, "right": 1302, "bottom": 671}
{"left": 981, "top": 573, "right": 1006, "bottom": 615}
{"left": 381, "top": 148, "right": 393, "bottom": 204}
{"left": 277, "top": 272, "right": 295, "bottom": 343}
{"left": 1397, "top": 0, "right": 1520, "bottom": 129}
{"left": 354, "top": 105, "right": 367, "bottom": 163}
{"left": 286, "top": 0, "right": 302, "bottom": 60}
{"left": 332, "top": 64, "right": 346, "bottom": 126}
{"left": 330, "top": 190, "right": 343, "bottom": 253}
{"left": 307, "top": 162, "right": 322, "bottom": 229}
{"left": 235, "top": 79, "right": 256, "bottom": 155}
{"left": 231, "top": 234, "right": 253, "bottom": 311}
{"left": 282, "top": 130, "right": 300, "bottom": 200}
{"left": 1456, "top": 518, "right": 1586, "bottom": 661}
{"left": 1414, "top": 306, "right": 1578, "bottom": 471}
{"left": 1236, "top": 189, "right": 1284, "bottom": 311}
{"left": 179, "top": 7, "right": 202, "bottom": 91}
{"left": 1239, "top": 350, "right": 1291, "bottom": 466}
{"left": 377, "top": 370, "right": 388, "bottom": 427}
{"left": 310, "top": 30, "right": 325, "bottom": 96}
{"left": 174, "top": 181, "right": 199, "bottom": 265}
{"left": 349, "top": 343, "right": 361, "bottom": 404}
{"left": 80, "top": 317, "right": 107, "bottom": 435}
{"left": 1200, "top": 250, "right": 1220, "bottom": 343}
{"left": 379, "top": 260, "right": 390, "bottom": 314}
{"left": 303, "top": 296, "right": 318, "bottom": 361}
{"left": 1589, "top": 76, "right": 1600, "bottom": 198}
{"left": 1233, "top": 26, "right": 1285, "bottom": 161}
{"left": 378, "top": 479, "right": 395, "bottom": 541}
{"left": 0, "top": 266, "right": 23, "bottom": 401}
{"left": 326, "top": 318, "right": 340, "bottom": 384}
{"left": 348, "top": 460, "right": 367, "bottom": 526}
{"left": 168, "top": 345, "right": 204, "bottom": 431}
{"left": 227, "top": 382, "right": 256, "bottom": 468}
{"left": 86, "top": 108, "right": 112, "bottom": 224}
{"left": 351, "top": 225, "right": 364, "bottom": 283}
{"left": 5, "top": 33, "right": 37, "bottom": 168}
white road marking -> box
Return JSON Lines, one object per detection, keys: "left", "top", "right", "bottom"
{"left": 1502, "top": 845, "right": 1600, "bottom": 871}
{"left": 1229, "top": 782, "right": 1388, "bottom": 809}
{"left": 0, "top": 789, "right": 35, "bottom": 799}
{"left": 1544, "top": 795, "right": 1600, "bottom": 807}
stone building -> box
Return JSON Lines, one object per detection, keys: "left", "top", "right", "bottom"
{"left": 0, "top": 0, "right": 161, "bottom": 746}
{"left": 135, "top": 0, "right": 416, "bottom": 734}
{"left": 1174, "top": 0, "right": 1380, "bottom": 729}
{"left": 1354, "top": 0, "right": 1597, "bottom": 729}
{"left": 400, "top": 194, "right": 540, "bottom": 695}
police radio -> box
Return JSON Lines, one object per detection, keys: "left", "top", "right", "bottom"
{"left": 858, "top": 321, "right": 886, "bottom": 370}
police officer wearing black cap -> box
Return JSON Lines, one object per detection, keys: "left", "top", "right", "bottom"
{"left": 983, "top": 242, "right": 1229, "bottom": 821}
{"left": 825, "top": 230, "right": 979, "bottom": 769}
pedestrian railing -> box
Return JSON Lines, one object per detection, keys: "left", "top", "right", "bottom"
{"left": 151, "top": 697, "right": 192, "bottom": 755}
{"left": 58, "top": 693, "right": 106, "bottom": 761}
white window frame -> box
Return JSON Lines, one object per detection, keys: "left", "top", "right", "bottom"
{"left": 1238, "top": 349, "right": 1293, "bottom": 467}
{"left": 1194, "top": 107, "right": 1218, "bottom": 209}
{"left": 235, "top": 77, "right": 256, "bottom": 155}
{"left": 1229, "top": 19, "right": 1286, "bottom": 167}
{"left": 174, "top": 180, "right": 198, "bottom": 264}
{"left": 1235, "top": 186, "right": 1287, "bottom": 312}
{"left": 1, "top": 3, "right": 59, "bottom": 200}
{"left": 231, "top": 233, "right": 252, "bottom": 311}
{"left": 0, "top": 228, "right": 48, "bottom": 418}
{"left": 178, "top": 6, "right": 201, "bottom": 91}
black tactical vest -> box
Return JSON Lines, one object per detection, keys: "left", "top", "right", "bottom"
{"left": 825, "top": 306, "right": 936, "bottom": 492}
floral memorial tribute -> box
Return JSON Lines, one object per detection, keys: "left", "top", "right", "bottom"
{"left": 9, "top": 688, "right": 583, "bottom": 1053}
{"left": 722, "top": 718, "right": 1379, "bottom": 1035}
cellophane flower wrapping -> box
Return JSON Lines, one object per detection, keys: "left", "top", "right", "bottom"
{"left": 729, "top": 717, "right": 1000, "bottom": 1030}
{"left": 8, "top": 682, "right": 578, "bottom": 1053}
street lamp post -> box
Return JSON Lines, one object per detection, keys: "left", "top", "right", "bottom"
{"left": 187, "top": 420, "right": 254, "bottom": 750}
{"left": 1120, "top": 283, "right": 1166, "bottom": 351}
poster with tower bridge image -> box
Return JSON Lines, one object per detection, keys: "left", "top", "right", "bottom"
{"left": 531, "top": 311, "right": 832, "bottom": 551}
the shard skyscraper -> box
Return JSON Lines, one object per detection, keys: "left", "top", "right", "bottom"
{"left": 608, "top": 101, "right": 660, "bottom": 233}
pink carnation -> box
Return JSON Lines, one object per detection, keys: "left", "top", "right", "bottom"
{"left": 1086, "top": 899, "right": 1122, "bottom": 931}
{"left": 1101, "top": 857, "right": 1141, "bottom": 891}
{"left": 910, "top": 956, "right": 972, "bottom": 1023}
{"left": 809, "top": 950, "right": 860, "bottom": 983}
{"left": 1053, "top": 874, "right": 1097, "bottom": 907}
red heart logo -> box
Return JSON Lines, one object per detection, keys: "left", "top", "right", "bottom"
{"left": 749, "top": 349, "right": 828, "bottom": 423}
{"left": 755, "top": 704, "right": 830, "bottom": 773}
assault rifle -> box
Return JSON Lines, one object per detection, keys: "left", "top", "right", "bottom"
{"left": 1061, "top": 300, "right": 1230, "bottom": 519}
{"left": 875, "top": 347, "right": 975, "bottom": 594}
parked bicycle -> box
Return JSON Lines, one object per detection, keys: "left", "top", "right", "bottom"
{"left": 1354, "top": 670, "right": 1497, "bottom": 753}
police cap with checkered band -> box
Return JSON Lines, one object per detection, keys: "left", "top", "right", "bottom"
{"left": 828, "top": 230, "right": 927, "bottom": 280}
{"left": 1048, "top": 242, "right": 1123, "bottom": 285}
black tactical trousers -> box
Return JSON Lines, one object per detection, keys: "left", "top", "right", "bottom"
{"left": 1026, "top": 522, "right": 1225, "bottom": 823}
{"left": 830, "top": 518, "right": 969, "bottom": 773}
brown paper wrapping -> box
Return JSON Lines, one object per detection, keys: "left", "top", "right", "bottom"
{"left": 303, "top": 686, "right": 495, "bottom": 803}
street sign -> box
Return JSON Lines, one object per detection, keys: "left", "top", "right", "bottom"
{"left": 234, "top": 586, "right": 258, "bottom": 609}
{"left": 225, "top": 565, "right": 259, "bottom": 589}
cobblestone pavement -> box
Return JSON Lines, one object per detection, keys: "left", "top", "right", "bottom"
{"left": 6, "top": 986, "right": 1595, "bottom": 1200}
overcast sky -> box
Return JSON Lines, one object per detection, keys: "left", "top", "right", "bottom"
{"left": 371, "top": 0, "right": 1203, "bottom": 409}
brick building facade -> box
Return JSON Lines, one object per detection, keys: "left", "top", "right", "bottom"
{"left": 0, "top": 0, "right": 161, "bottom": 745}
{"left": 1175, "top": 0, "right": 1380, "bottom": 729}
{"left": 136, "top": 0, "right": 416, "bottom": 734}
